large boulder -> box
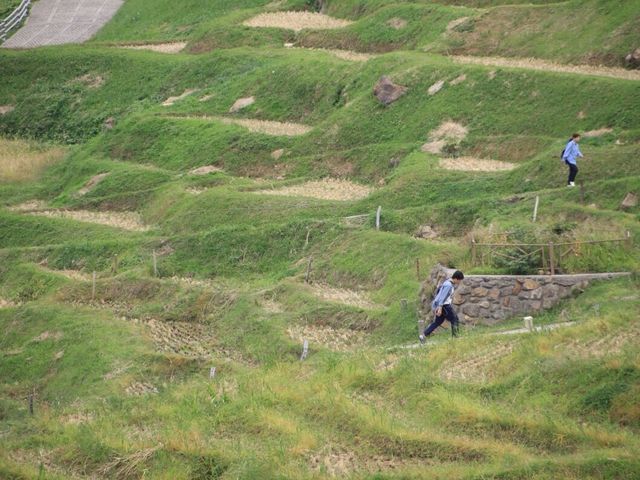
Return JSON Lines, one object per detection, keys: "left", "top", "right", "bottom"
{"left": 373, "top": 76, "right": 407, "bottom": 106}
{"left": 625, "top": 48, "right": 640, "bottom": 69}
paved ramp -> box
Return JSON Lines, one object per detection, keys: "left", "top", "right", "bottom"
{"left": 2, "top": 0, "right": 123, "bottom": 48}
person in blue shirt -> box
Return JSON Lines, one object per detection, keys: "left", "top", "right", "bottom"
{"left": 420, "top": 270, "right": 464, "bottom": 343}
{"left": 562, "top": 133, "right": 584, "bottom": 187}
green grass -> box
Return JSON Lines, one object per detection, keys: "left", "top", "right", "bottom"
{"left": 1, "top": 1, "right": 639, "bottom": 478}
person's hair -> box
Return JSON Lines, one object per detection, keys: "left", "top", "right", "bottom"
{"left": 452, "top": 270, "right": 464, "bottom": 280}
{"left": 572, "top": 133, "right": 581, "bottom": 139}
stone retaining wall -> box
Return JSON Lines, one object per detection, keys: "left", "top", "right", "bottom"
{"left": 420, "top": 265, "right": 630, "bottom": 325}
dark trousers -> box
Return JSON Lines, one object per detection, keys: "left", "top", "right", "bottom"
{"left": 424, "top": 304, "right": 459, "bottom": 337}
{"left": 566, "top": 161, "right": 578, "bottom": 184}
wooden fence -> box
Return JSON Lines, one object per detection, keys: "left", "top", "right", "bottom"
{"left": 0, "top": 0, "right": 31, "bottom": 42}
{"left": 471, "top": 231, "right": 632, "bottom": 275}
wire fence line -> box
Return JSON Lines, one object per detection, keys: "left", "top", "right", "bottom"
{"left": 470, "top": 231, "right": 633, "bottom": 275}
{"left": 0, "top": 0, "right": 30, "bottom": 42}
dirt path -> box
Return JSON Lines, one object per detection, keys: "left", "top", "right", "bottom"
{"left": 119, "top": 42, "right": 186, "bottom": 54}
{"left": 253, "top": 178, "right": 372, "bottom": 201}
{"left": 289, "top": 46, "right": 374, "bottom": 62}
{"left": 439, "top": 157, "right": 516, "bottom": 172}
{"left": 26, "top": 209, "right": 150, "bottom": 232}
{"left": 451, "top": 55, "right": 640, "bottom": 81}
{"left": 243, "top": 11, "right": 353, "bottom": 32}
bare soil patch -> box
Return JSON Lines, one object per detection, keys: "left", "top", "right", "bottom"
{"left": 0, "top": 298, "right": 17, "bottom": 308}
{"left": 421, "top": 121, "right": 468, "bottom": 154}
{"left": 439, "top": 157, "right": 516, "bottom": 172}
{"left": 428, "top": 80, "right": 445, "bottom": 95}
{"left": 27, "top": 209, "right": 150, "bottom": 231}
{"left": 254, "top": 178, "right": 372, "bottom": 201}
{"left": 583, "top": 127, "right": 613, "bottom": 137}
{"left": 243, "top": 12, "right": 353, "bottom": 32}
{"left": 72, "top": 73, "right": 104, "bottom": 89}
{"left": 229, "top": 96, "right": 255, "bottom": 113}
{"left": 32, "top": 330, "right": 64, "bottom": 342}
{"left": 451, "top": 55, "right": 640, "bottom": 81}
{"left": 120, "top": 42, "right": 187, "bottom": 54}
{"left": 8, "top": 200, "right": 47, "bottom": 212}
{"left": 146, "top": 318, "right": 247, "bottom": 365}
{"left": 287, "top": 324, "right": 366, "bottom": 352}
{"left": 190, "top": 165, "right": 223, "bottom": 175}
{"left": 219, "top": 117, "right": 311, "bottom": 136}
{"left": 446, "top": 16, "right": 470, "bottom": 32}
{"left": 38, "top": 265, "right": 92, "bottom": 282}
{"left": 386, "top": 17, "right": 407, "bottom": 30}
{"left": 76, "top": 172, "right": 109, "bottom": 196}
{"left": 308, "top": 445, "right": 411, "bottom": 476}
{"left": 0, "top": 105, "right": 15, "bottom": 115}
{"left": 125, "top": 381, "right": 159, "bottom": 396}
{"left": 162, "top": 89, "right": 197, "bottom": 106}
{"left": 450, "top": 74, "right": 467, "bottom": 86}
{"left": 440, "top": 341, "right": 517, "bottom": 383}
{"left": 290, "top": 46, "right": 373, "bottom": 62}
{"left": 167, "top": 115, "right": 312, "bottom": 136}
{"left": 306, "top": 283, "right": 382, "bottom": 309}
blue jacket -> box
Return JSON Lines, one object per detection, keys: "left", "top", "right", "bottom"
{"left": 431, "top": 279, "right": 454, "bottom": 310}
{"left": 562, "top": 139, "right": 583, "bottom": 165}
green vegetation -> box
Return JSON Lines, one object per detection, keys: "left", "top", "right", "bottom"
{"left": 1, "top": 0, "right": 639, "bottom": 478}
{"left": 0, "top": 0, "right": 21, "bottom": 18}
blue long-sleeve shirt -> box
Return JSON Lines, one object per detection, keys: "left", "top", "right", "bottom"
{"left": 562, "top": 139, "right": 583, "bottom": 165}
{"left": 431, "top": 279, "right": 454, "bottom": 310}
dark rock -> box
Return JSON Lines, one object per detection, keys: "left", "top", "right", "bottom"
{"left": 373, "top": 76, "right": 407, "bottom": 106}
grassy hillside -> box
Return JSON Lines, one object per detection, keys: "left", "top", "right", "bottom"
{"left": 1, "top": 0, "right": 639, "bottom": 478}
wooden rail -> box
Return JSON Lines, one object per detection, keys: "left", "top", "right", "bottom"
{"left": 0, "top": 0, "right": 31, "bottom": 42}
{"left": 471, "top": 231, "right": 632, "bottom": 275}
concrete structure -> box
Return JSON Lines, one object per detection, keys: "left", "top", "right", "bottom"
{"left": 2, "top": 0, "right": 123, "bottom": 48}
{"left": 420, "top": 265, "right": 630, "bottom": 325}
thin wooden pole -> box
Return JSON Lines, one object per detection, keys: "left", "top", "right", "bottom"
{"left": 626, "top": 230, "right": 632, "bottom": 248}
{"left": 415, "top": 258, "right": 420, "bottom": 281}
{"left": 152, "top": 250, "right": 158, "bottom": 277}
{"left": 375, "top": 206, "right": 382, "bottom": 230}
{"left": 91, "top": 271, "right": 96, "bottom": 300}
{"left": 471, "top": 238, "right": 477, "bottom": 266}
{"left": 305, "top": 256, "right": 313, "bottom": 284}
{"left": 548, "top": 242, "right": 555, "bottom": 276}
{"left": 532, "top": 195, "right": 539, "bottom": 222}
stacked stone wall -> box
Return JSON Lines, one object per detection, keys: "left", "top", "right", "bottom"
{"left": 420, "top": 265, "right": 630, "bottom": 325}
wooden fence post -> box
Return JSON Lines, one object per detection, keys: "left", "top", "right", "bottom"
{"left": 415, "top": 258, "right": 420, "bottom": 281}
{"left": 111, "top": 254, "right": 118, "bottom": 274}
{"left": 626, "top": 230, "right": 632, "bottom": 248}
{"left": 375, "top": 206, "right": 382, "bottom": 230}
{"left": 548, "top": 242, "right": 555, "bottom": 276}
{"left": 91, "top": 271, "right": 96, "bottom": 300}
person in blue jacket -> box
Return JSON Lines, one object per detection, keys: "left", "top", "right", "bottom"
{"left": 420, "top": 270, "right": 464, "bottom": 343}
{"left": 562, "top": 133, "right": 584, "bottom": 187}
